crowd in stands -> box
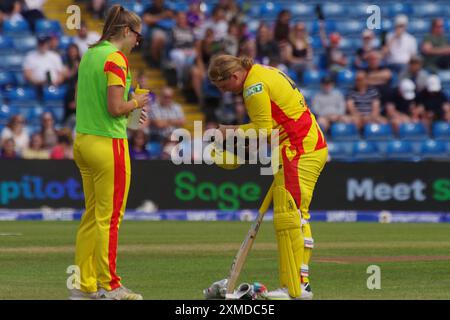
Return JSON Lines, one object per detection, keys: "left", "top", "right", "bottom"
{"left": 0, "top": 0, "right": 449, "bottom": 161}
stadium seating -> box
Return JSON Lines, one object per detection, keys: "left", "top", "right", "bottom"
{"left": 0, "top": 35, "right": 14, "bottom": 54}
{"left": 146, "top": 141, "right": 162, "bottom": 159}
{"left": 327, "top": 141, "right": 352, "bottom": 161}
{"left": 13, "top": 35, "right": 37, "bottom": 53}
{"left": 0, "top": 71, "right": 15, "bottom": 88}
{"left": 420, "top": 139, "right": 449, "bottom": 160}
{"left": 4, "top": 87, "right": 37, "bottom": 106}
{"left": 386, "top": 140, "right": 417, "bottom": 162}
{"left": 330, "top": 123, "right": 360, "bottom": 141}
{"left": 398, "top": 123, "right": 428, "bottom": 140}
{"left": 363, "top": 123, "right": 394, "bottom": 141}
{"left": 352, "top": 140, "right": 382, "bottom": 162}
{"left": 0, "top": 104, "right": 19, "bottom": 124}
{"left": 336, "top": 69, "right": 356, "bottom": 87}
{"left": 0, "top": 55, "right": 24, "bottom": 72}
{"left": 2, "top": 20, "right": 31, "bottom": 36}
{"left": 432, "top": 121, "right": 450, "bottom": 141}
{"left": 35, "top": 19, "right": 62, "bottom": 37}
{"left": 43, "top": 86, "right": 67, "bottom": 105}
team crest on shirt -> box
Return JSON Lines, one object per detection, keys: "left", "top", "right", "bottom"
{"left": 244, "top": 83, "right": 263, "bottom": 98}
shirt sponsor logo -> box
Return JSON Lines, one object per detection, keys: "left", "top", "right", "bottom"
{"left": 244, "top": 83, "right": 263, "bottom": 98}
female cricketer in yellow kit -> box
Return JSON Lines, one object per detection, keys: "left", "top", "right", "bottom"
{"left": 70, "top": 5, "right": 149, "bottom": 300}
{"left": 208, "top": 55, "right": 328, "bottom": 300}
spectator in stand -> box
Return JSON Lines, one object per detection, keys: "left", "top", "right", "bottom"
{"left": 0, "top": 138, "right": 17, "bottom": 159}
{"left": 281, "top": 22, "right": 313, "bottom": 80}
{"left": 255, "top": 23, "right": 280, "bottom": 64}
{"left": 128, "top": 129, "right": 150, "bottom": 160}
{"left": 64, "top": 82, "right": 76, "bottom": 129}
{"left": 273, "top": 9, "right": 291, "bottom": 44}
{"left": 0, "top": 8, "right": 4, "bottom": 32}
{"left": 354, "top": 29, "right": 377, "bottom": 69}
{"left": 223, "top": 21, "right": 240, "bottom": 56}
{"left": 365, "top": 50, "right": 392, "bottom": 99}
{"left": 22, "top": 132, "right": 50, "bottom": 159}
{"left": 22, "top": 0, "right": 47, "bottom": 32}
{"left": 2, "top": 0, "right": 24, "bottom": 23}
{"left": 191, "top": 28, "right": 224, "bottom": 100}
{"left": 385, "top": 79, "right": 424, "bottom": 131}
{"left": 216, "top": 0, "right": 241, "bottom": 23}
{"left": 88, "top": 0, "right": 106, "bottom": 20}
{"left": 1, "top": 114, "right": 29, "bottom": 155}
{"left": 64, "top": 43, "right": 81, "bottom": 86}
{"left": 50, "top": 128, "right": 73, "bottom": 159}
{"left": 399, "top": 56, "right": 429, "bottom": 93}
{"left": 199, "top": 6, "right": 229, "bottom": 41}
{"left": 186, "top": 0, "right": 206, "bottom": 37}
{"left": 346, "top": 71, "right": 387, "bottom": 129}
{"left": 40, "top": 111, "right": 58, "bottom": 150}
{"left": 383, "top": 15, "right": 417, "bottom": 73}
{"left": 148, "top": 87, "right": 185, "bottom": 142}
{"left": 417, "top": 75, "right": 450, "bottom": 124}
{"left": 311, "top": 76, "right": 348, "bottom": 133}
{"left": 169, "top": 11, "right": 196, "bottom": 88}
{"left": 421, "top": 18, "right": 450, "bottom": 71}
{"left": 319, "top": 25, "right": 348, "bottom": 74}
{"left": 23, "top": 36, "right": 65, "bottom": 88}
{"left": 143, "top": 0, "right": 175, "bottom": 65}
{"left": 73, "top": 22, "right": 101, "bottom": 56}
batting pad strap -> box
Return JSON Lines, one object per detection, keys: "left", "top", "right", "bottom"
{"left": 301, "top": 264, "right": 309, "bottom": 277}
{"left": 301, "top": 218, "right": 309, "bottom": 226}
{"left": 304, "top": 237, "right": 314, "bottom": 248}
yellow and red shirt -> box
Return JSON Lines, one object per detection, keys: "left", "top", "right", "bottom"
{"left": 239, "top": 64, "right": 327, "bottom": 154}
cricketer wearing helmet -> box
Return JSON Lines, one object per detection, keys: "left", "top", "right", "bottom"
{"left": 209, "top": 55, "right": 328, "bottom": 299}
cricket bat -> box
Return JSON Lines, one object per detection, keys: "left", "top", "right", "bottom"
{"left": 225, "top": 181, "right": 275, "bottom": 297}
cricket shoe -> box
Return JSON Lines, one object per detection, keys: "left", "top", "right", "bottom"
{"left": 300, "top": 283, "right": 314, "bottom": 300}
{"left": 97, "top": 286, "right": 143, "bottom": 300}
{"left": 68, "top": 289, "right": 98, "bottom": 300}
{"left": 265, "top": 287, "right": 313, "bottom": 300}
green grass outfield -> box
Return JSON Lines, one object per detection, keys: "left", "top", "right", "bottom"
{"left": 0, "top": 221, "right": 449, "bottom": 300}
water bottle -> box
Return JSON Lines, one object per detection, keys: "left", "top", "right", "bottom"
{"left": 127, "top": 84, "right": 149, "bottom": 130}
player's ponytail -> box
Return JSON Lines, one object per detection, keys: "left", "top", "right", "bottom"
{"left": 208, "top": 54, "right": 254, "bottom": 82}
{"left": 89, "top": 4, "right": 141, "bottom": 48}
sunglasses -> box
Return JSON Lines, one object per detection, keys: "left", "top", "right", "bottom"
{"left": 129, "top": 27, "right": 143, "bottom": 43}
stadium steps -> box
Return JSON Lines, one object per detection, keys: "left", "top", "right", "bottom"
{"left": 42, "top": 1, "right": 204, "bottom": 135}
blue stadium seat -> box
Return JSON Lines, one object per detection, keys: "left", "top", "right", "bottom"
{"left": 336, "top": 69, "right": 355, "bottom": 87}
{"left": 43, "top": 86, "right": 67, "bottom": 103}
{"left": 438, "top": 70, "right": 450, "bottom": 87}
{"left": 259, "top": 2, "right": 283, "bottom": 19}
{"left": 352, "top": 140, "right": 382, "bottom": 161}
{"left": 2, "top": 20, "right": 31, "bottom": 36}
{"left": 12, "top": 72, "right": 26, "bottom": 86}
{"left": 300, "top": 88, "right": 318, "bottom": 105}
{"left": 388, "top": 3, "right": 413, "bottom": 18}
{"left": 0, "top": 55, "right": 24, "bottom": 72}
{"left": 0, "top": 71, "right": 15, "bottom": 88}
{"left": 24, "top": 105, "right": 45, "bottom": 125}
{"left": 411, "top": 3, "right": 442, "bottom": 18}
{"left": 330, "top": 122, "right": 360, "bottom": 141}
{"left": 386, "top": 140, "right": 417, "bottom": 161}
{"left": 13, "top": 35, "right": 38, "bottom": 53}
{"left": 289, "top": 3, "right": 314, "bottom": 18}
{"left": 0, "top": 36, "right": 14, "bottom": 54}
{"left": 202, "top": 80, "right": 221, "bottom": 98}
{"left": 302, "top": 70, "right": 326, "bottom": 87}
{"left": 310, "top": 20, "right": 336, "bottom": 34}
{"left": 146, "top": 141, "right": 162, "bottom": 159}
{"left": 363, "top": 123, "right": 394, "bottom": 140}
{"left": 322, "top": 3, "right": 344, "bottom": 18}
{"left": 35, "top": 19, "right": 62, "bottom": 36}
{"left": 408, "top": 19, "right": 430, "bottom": 35}
{"left": 420, "top": 139, "right": 449, "bottom": 160}
{"left": 335, "top": 20, "right": 365, "bottom": 35}
{"left": 4, "top": 87, "right": 37, "bottom": 106}
{"left": 327, "top": 141, "right": 352, "bottom": 162}
{"left": 432, "top": 121, "right": 450, "bottom": 141}
{"left": 347, "top": 3, "right": 374, "bottom": 18}
{"left": 58, "top": 36, "right": 74, "bottom": 51}
{"left": 398, "top": 122, "right": 428, "bottom": 140}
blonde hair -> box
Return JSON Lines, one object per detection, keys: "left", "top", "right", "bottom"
{"left": 208, "top": 55, "right": 253, "bottom": 82}
{"left": 90, "top": 5, "right": 141, "bottom": 48}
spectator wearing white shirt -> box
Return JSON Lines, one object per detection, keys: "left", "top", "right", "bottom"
{"left": 199, "top": 6, "right": 229, "bottom": 41}
{"left": 73, "top": 22, "right": 101, "bottom": 56}
{"left": 383, "top": 15, "right": 417, "bottom": 73}
{"left": 23, "top": 36, "right": 65, "bottom": 87}
{"left": 3, "top": 0, "right": 25, "bottom": 23}
{"left": 1, "top": 114, "right": 29, "bottom": 155}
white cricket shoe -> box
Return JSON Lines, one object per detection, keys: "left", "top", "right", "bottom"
{"left": 68, "top": 289, "right": 98, "bottom": 300}
{"left": 97, "top": 286, "right": 143, "bottom": 300}
{"left": 266, "top": 287, "right": 313, "bottom": 300}
{"left": 300, "top": 283, "right": 314, "bottom": 300}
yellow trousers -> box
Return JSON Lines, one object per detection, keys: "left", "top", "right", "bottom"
{"left": 73, "top": 133, "right": 131, "bottom": 292}
{"left": 274, "top": 145, "right": 328, "bottom": 283}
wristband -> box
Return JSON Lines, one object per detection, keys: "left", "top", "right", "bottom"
{"left": 132, "top": 98, "right": 139, "bottom": 109}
